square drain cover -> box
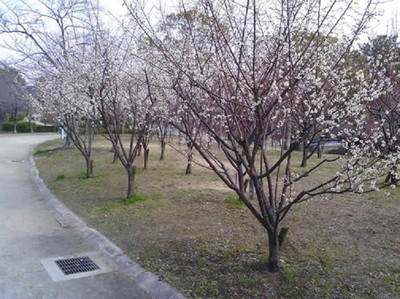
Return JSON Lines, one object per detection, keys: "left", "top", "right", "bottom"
{"left": 41, "top": 252, "right": 112, "bottom": 281}
{"left": 55, "top": 256, "right": 100, "bottom": 275}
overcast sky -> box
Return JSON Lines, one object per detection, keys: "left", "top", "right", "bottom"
{"left": 0, "top": 0, "right": 399, "bottom": 61}
{"left": 369, "top": 0, "right": 400, "bottom": 36}
{"left": 100, "top": 0, "right": 400, "bottom": 37}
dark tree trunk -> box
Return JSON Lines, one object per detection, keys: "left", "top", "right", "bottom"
{"left": 249, "top": 179, "right": 254, "bottom": 200}
{"left": 29, "top": 118, "right": 33, "bottom": 133}
{"left": 62, "top": 134, "right": 75, "bottom": 149}
{"left": 278, "top": 227, "right": 289, "bottom": 248}
{"left": 126, "top": 165, "right": 136, "bottom": 198}
{"left": 385, "top": 170, "right": 399, "bottom": 186}
{"left": 90, "top": 160, "right": 94, "bottom": 176}
{"left": 243, "top": 179, "right": 249, "bottom": 192}
{"left": 113, "top": 151, "right": 118, "bottom": 164}
{"left": 85, "top": 158, "right": 93, "bottom": 178}
{"left": 144, "top": 148, "right": 150, "bottom": 169}
{"left": 85, "top": 120, "right": 93, "bottom": 177}
{"left": 12, "top": 107, "right": 17, "bottom": 134}
{"left": 283, "top": 119, "right": 291, "bottom": 150}
{"left": 317, "top": 145, "right": 322, "bottom": 159}
{"left": 185, "top": 145, "right": 193, "bottom": 174}
{"left": 267, "top": 229, "right": 280, "bottom": 272}
{"left": 392, "top": 175, "right": 399, "bottom": 186}
{"left": 160, "top": 140, "right": 166, "bottom": 160}
{"left": 111, "top": 142, "right": 119, "bottom": 164}
{"left": 301, "top": 141, "right": 307, "bottom": 167}
{"left": 185, "top": 161, "right": 192, "bottom": 174}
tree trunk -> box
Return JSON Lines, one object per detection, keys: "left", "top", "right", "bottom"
{"left": 85, "top": 157, "right": 93, "bottom": 178}
{"left": 85, "top": 119, "right": 92, "bottom": 143}
{"left": 126, "top": 165, "right": 136, "bottom": 198}
{"left": 385, "top": 170, "right": 399, "bottom": 186}
{"left": 160, "top": 140, "right": 166, "bottom": 160}
{"left": 185, "top": 161, "right": 192, "bottom": 174}
{"left": 283, "top": 119, "right": 291, "bottom": 150}
{"left": 392, "top": 175, "right": 399, "bottom": 186}
{"left": 85, "top": 120, "right": 93, "bottom": 176}
{"left": 249, "top": 179, "right": 254, "bottom": 200}
{"left": 111, "top": 142, "right": 119, "bottom": 164}
{"left": 62, "top": 133, "right": 75, "bottom": 150}
{"left": 267, "top": 229, "right": 280, "bottom": 272}
{"left": 113, "top": 151, "right": 118, "bottom": 164}
{"left": 90, "top": 160, "right": 94, "bottom": 176}
{"left": 29, "top": 117, "right": 33, "bottom": 133}
{"left": 144, "top": 148, "right": 150, "bottom": 169}
{"left": 12, "top": 107, "right": 17, "bottom": 134}
{"left": 185, "top": 145, "right": 193, "bottom": 174}
{"left": 278, "top": 227, "right": 289, "bottom": 248}
{"left": 301, "top": 141, "right": 307, "bottom": 167}
{"left": 317, "top": 145, "right": 322, "bottom": 159}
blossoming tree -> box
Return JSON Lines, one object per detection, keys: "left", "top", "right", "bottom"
{"left": 0, "top": 0, "right": 101, "bottom": 177}
{"left": 129, "top": 0, "right": 393, "bottom": 272}
{"left": 361, "top": 35, "right": 400, "bottom": 185}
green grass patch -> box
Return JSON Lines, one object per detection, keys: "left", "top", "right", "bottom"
{"left": 94, "top": 202, "right": 121, "bottom": 214}
{"left": 120, "top": 193, "right": 148, "bottom": 205}
{"left": 93, "top": 193, "right": 150, "bottom": 215}
{"left": 54, "top": 173, "right": 66, "bottom": 181}
{"left": 197, "top": 275, "right": 219, "bottom": 296}
{"left": 34, "top": 149, "right": 49, "bottom": 155}
{"left": 283, "top": 267, "right": 298, "bottom": 283}
{"left": 78, "top": 171, "right": 90, "bottom": 180}
{"left": 226, "top": 197, "right": 245, "bottom": 209}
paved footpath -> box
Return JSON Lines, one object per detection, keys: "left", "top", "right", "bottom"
{"left": 0, "top": 134, "right": 184, "bottom": 299}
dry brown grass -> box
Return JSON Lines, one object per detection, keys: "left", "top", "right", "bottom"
{"left": 34, "top": 137, "right": 400, "bottom": 298}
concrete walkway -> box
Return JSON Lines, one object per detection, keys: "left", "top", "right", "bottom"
{"left": 0, "top": 134, "right": 184, "bottom": 299}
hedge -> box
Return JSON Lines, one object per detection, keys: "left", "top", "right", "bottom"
{"left": 1, "top": 121, "right": 58, "bottom": 133}
{"left": 1, "top": 121, "right": 36, "bottom": 133}
{"left": 36, "top": 125, "right": 59, "bottom": 132}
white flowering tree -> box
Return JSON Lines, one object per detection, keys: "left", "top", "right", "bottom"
{"left": 127, "top": 0, "right": 393, "bottom": 272}
{"left": 1, "top": 0, "right": 124, "bottom": 177}
{"left": 285, "top": 34, "right": 356, "bottom": 167}
{"left": 80, "top": 28, "right": 160, "bottom": 197}
{"left": 361, "top": 35, "right": 400, "bottom": 185}
{"left": 153, "top": 9, "right": 217, "bottom": 174}
{"left": 35, "top": 52, "right": 99, "bottom": 177}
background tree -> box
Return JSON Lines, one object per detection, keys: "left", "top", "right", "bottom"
{"left": 83, "top": 28, "right": 160, "bottom": 197}
{"left": 361, "top": 35, "right": 400, "bottom": 185}
{"left": 0, "top": 0, "right": 113, "bottom": 177}
{"left": 0, "top": 65, "right": 28, "bottom": 132}
{"left": 156, "top": 8, "right": 216, "bottom": 174}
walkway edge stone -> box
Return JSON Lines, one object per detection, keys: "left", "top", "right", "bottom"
{"left": 29, "top": 146, "right": 186, "bottom": 299}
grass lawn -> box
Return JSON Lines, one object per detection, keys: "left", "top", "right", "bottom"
{"left": 34, "top": 137, "right": 400, "bottom": 298}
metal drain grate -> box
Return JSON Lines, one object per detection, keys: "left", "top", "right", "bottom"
{"left": 41, "top": 252, "right": 111, "bottom": 281}
{"left": 55, "top": 256, "right": 100, "bottom": 275}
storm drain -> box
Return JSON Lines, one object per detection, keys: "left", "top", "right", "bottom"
{"left": 41, "top": 252, "right": 112, "bottom": 281}
{"left": 55, "top": 256, "right": 100, "bottom": 275}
